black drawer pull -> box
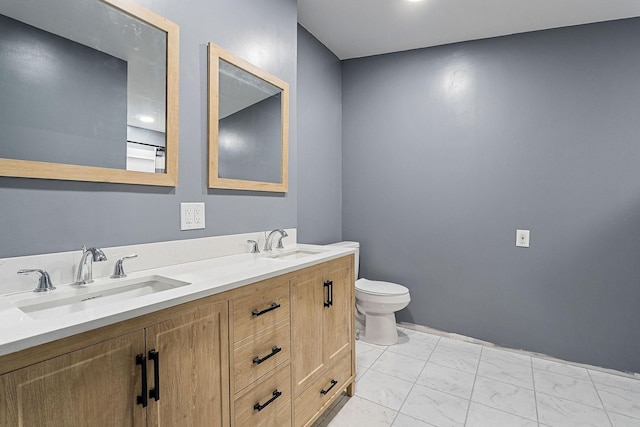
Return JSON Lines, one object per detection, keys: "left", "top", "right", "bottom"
{"left": 323, "top": 281, "right": 333, "bottom": 308}
{"left": 149, "top": 349, "right": 160, "bottom": 401}
{"left": 254, "top": 389, "right": 282, "bottom": 412}
{"left": 253, "top": 346, "right": 282, "bottom": 365}
{"left": 252, "top": 302, "right": 281, "bottom": 317}
{"left": 320, "top": 379, "right": 338, "bottom": 395}
{"left": 136, "top": 354, "right": 148, "bottom": 407}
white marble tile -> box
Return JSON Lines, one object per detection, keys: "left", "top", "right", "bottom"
{"left": 471, "top": 377, "right": 537, "bottom": 421}
{"left": 532, "top": 357, "right": 591, "bottom": 380}
{"left": 416, "top": 362, "right": 476, "bottom": 399}
{"left": 609, "top": 411, "right": 640, "bottom": 427}
{"left": 590, "top": 370, "right": 640, "bottom": 393}
{"left": 370, "top": 350, "right": 427, "bottom": 382}
{"left": 391, "top": 413, "right": 434, "bottom": 427}
{"left": 466, "top": 402, "right": 538, "bottom": 427}
{"left": 326, "top": 395, "right": 397, "bottom": 427}
{"left": 428, "top": 345, "right": 481, "bottom": 374}
{"left": 386, "top": 336, "right": 437, "bottom": 361}
{"left": 327, "top": 394, "right": 350, "bottom": 419}
{"left": 437, "top": 337, "right": 483, "bottom": 355}
{"left": 477, "top": 357, "right": 534, "bottom": 389}
{"left": 356, "top": 364, "right": 368, "bottom": 382}
{"left": 401, "top": 383, "right": 469, "bottom": 427}
{"left": 357, "top": 341, "right": 386, "bottom": 368}
{"left": 536, "top": 392, "right": 612, "bottom": 427}
{"left": 481, "top": 346, "right": 532, "bottom": 366}
{"left": 597, "top": 383, "right": 640, "bottom": 419}
{"left": 356, "top": 369, "right": 414, "bottom": 411}
{"left": 534, "top": 370, "right": 602, "bottom": 408}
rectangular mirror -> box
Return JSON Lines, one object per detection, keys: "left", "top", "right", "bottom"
{"left": 208, "top": 43, "right": 289, "bottom": 192}
{"left": 0, "top": 0, "right": 179, "bottom": 186}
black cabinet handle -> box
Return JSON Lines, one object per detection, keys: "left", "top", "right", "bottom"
{"left": 320, "top": 379, "right": 338, "bottom": 395}
{"left": 324, "top": 280, "right": 333, "bottom": 307}
{"left": 253, "top": 346, "right": 282, "bottom": 365}
{"left": 253, "top": 389, "right": 282, "bottom": 412}
{"left": 149, "top": 349, "right": 160, "bottom": 401}
{"left": 136, "top": 354, "right": 148, "bottom": 407}
{"left": 252, "top": 302, "right": 281, "bottom": 317}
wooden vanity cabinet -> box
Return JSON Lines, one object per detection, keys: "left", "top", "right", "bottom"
{"left": 0, "top": 254, "right": 354, "bottom": 427}
{"left": 146, "top": 300, "right": 229, "bottom": 427}
{"left": 0, "top": 331, "right": 145, "bottom": 427}
{"left": 229, "top": 277, "right": 292, "bottom": 426}
{"left": 290, "top": 256, "right": 355, "bottom": 427}
{"left": 0, "top": 299, "right": 229, "bottom": 427}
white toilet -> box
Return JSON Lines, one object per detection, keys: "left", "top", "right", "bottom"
{"left": 330, "top": 242, "right": 411, "bottom": 345}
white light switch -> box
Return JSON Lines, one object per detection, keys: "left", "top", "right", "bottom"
{"left": 181, "top": 203, "right": 205, "bottom": 230}
{"left": 516, "top": 229, "right": 530, "bottom": 248}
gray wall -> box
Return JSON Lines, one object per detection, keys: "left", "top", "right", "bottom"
{"left": 0, "top": 14, "right": 127, "bottom": 169}
{"left": 297, "top": 25, "right": 343, "bottom": 244}
{"left": 342, "top": 18, "right": 640, "bottom": 373}
{"left": 0, "top": 0, "right": 297, "bottom": 258}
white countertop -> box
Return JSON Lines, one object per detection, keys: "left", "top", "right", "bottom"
{"left": 0, "top": 244, "right": 355, "bottom": 356}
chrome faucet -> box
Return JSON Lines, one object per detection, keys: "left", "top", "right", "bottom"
{"left": 111, "top": 254, "right": 138, "bottom": 279}
{"left": 247, "top": 240, "right": 260, "bottom": 254}
{"left": 264, "top": 229, "right": 288, "bottom": 251}
{"left": 18, "top": 269, "right": 56, "bottom": 293}
{"left": 75, "top": 246, "right": 107, "bottom": 286}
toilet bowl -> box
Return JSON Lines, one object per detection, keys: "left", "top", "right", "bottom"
{"left": 329, "top": 242, "right": 411, "bottom": 345}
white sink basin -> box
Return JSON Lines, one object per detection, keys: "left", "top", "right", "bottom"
{"left": 262, "top": 248, "right": 326, "bottom": 261}
{"left": 13, "top": 275, "right": 189, "bottom": 320}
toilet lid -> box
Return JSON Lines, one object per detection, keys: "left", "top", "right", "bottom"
{"left": 356, "top": 278, "right": 409, "bottom": 296}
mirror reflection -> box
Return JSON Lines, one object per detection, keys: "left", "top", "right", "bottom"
{"left": 209, "top": 43, "right": 289, "bottom": 192}
{"left": 218, "top": 59, "right": 282, "bottom": 183}
{"left": 0, "top": 0, "right": 179, "bottom": 185}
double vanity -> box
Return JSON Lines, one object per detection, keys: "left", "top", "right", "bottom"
{"left": 0, "top": 243, "right": 356, "bottom": 427}
{"left": 0, "top": 0, "right": 331, "bottom": 424}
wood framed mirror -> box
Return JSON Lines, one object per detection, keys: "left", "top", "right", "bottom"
{"left": 208, "top": 43, "right": 289, "bottom": 192}
{"left": 0, "top": 0, "right": 179, "bottom": 186}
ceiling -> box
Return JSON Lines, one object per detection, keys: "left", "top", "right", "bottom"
{"left": 297, "top": 0, "right": 640, "bottom": 60}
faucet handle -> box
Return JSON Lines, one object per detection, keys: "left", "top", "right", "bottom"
{"left": 247, "top": 240, "right": 260, "bottom": 254}
{"left": 18, "top": 269, "right": 56, "bottom": 293}
{"left": 111, "top": 254, "right": 138, "bottom": 279}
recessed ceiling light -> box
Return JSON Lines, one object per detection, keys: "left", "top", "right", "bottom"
{"left": 406, "top": 0, "right": 424, "bottom": 2}
{"left": 138, "top": 115, "right": 155, "bottom": 123}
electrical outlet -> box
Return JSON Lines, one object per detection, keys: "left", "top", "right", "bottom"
{"left": 193, "top": 203, "right": 205, "bottom": 229}
{"left": 516, "top": 229, "right": 530, "bottom": 248}
{"left": 181, "top": 203, "right": 205, "bottom": 230}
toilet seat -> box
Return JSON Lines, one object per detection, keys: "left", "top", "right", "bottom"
{"left": 356, "top": 278, "right": 409, "bottom": 297}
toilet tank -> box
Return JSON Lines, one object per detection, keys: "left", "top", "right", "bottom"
{"left": 328, "top": 241, "right": 360, "bottom": 278}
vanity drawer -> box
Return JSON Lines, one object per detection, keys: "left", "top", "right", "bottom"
{"left": 294, "top": 355, "right": 352, "bottom": 427}
{"left": 233, "top": 280, "right": 290, "bottom": 343}
{"left": 234, "top": 321, "right": 291, "bottom": 393}
{"left": 234, "top": 362, "right": 292, "bottom": 427}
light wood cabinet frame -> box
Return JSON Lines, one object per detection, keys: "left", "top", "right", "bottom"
{"left": 207, "top": 43, "right": 289, "bottom": 192}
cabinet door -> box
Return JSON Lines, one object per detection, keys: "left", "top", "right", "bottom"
{"left": 146, "top": 300, "right": 229, "bottom": 427}
{"left": 290, "top": 267, "right": 325, "bottom": 392}
{"left": 322, "top": 258, "right": 353, "bottom": 365}
{"left": 0, "top": 331, "right": 145, "bottom": 427}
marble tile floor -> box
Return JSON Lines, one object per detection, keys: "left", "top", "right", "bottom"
{"left": 312, "top": 327, "right": 640, "bottom": 427}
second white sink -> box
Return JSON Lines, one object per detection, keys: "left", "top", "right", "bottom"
{"left": 13, "top": 275, "right": 189, "bottom": 320}
{"left": 262, "top": 248, "right": 327, "bottom": 261}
